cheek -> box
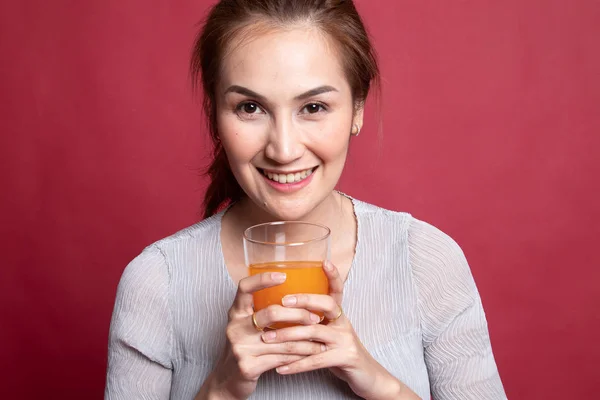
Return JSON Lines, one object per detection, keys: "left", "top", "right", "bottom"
{"left": 309, "top": 123, "right": 351, "bottom": 162}
{"left": 217, "top": 114, "right": 264, "bottom": 165}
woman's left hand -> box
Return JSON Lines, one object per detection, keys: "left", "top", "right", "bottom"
{"left": 260, "top": 261, "right": 420, "bottom": 400}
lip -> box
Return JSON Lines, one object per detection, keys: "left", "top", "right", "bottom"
{"left": 259, "top": 167, "right": 317, "bottom": 193}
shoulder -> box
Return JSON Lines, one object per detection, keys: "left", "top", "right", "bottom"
{"left": 351, "top": 196, "right": 465, "bottom": 253}
{"left": 126, "top": 212, "right": 223, "bottom": 276}
{"left": 352, "top": 197, "right": 413, "bottom": 235}
{"left": 119, "top": 212, "right": 224, "bottom": 285}
{"left": 150, "top": 211, "right": 223, "bottom": 255}
{"left": 407, "top": 217, "right": 467, "bottom": 268}
{"left": 353, "top": 196, "right": 476, "bottom": 300}
{"left": 406, "top": 217, "right": 473, "bottom": 287}
{"left": 353, "top": 197, "right": 459, "bottom": 248}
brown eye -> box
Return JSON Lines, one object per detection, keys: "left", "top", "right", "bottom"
{"left": 242, "top": 102, "right": 259, "bottom": 114}
{"left": 305, "top": 103, "right": 322, "bottom": 114}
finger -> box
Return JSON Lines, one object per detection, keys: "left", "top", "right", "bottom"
{"left": 281, "top": 293, "right": 340, "bottom": 320}
{"left": 275, "top": 349, "right": 346, "bottom": 375}
{"left": 232, "top": 272, "right": 287, "bottom": 312}
{"left": 237, "top": 354, "right": 305, "bottom": 380}
{"left": 254, "top": 340, "right": 326, "bottom": 357}
{"left": 261, "top": 354, "right": 305, "bottom": 369}
{"left": 261, "top": 324, "right": 335, "bottom": 345}
{"left": 253, "top": 305, "right": 322, "bottom": 330}
{"left": 323, "top": 260, "right": 343, "bottom": 304}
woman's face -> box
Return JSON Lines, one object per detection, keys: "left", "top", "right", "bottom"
{"left": 216, "top": 25, "right": 362, "bottom": 221}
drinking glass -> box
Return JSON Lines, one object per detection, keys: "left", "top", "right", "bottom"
{"left": 243, "top": 221, "right": 331, "bottom": 329}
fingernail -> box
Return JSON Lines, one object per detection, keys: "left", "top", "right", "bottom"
{"left": 310, "top": 313, "right": 321, "bottom": 323}
{"left": 272, "top": 272, "right": 286, "bottom": 282}
{"left": 262, "top": 331, "right": 276, "bottom": 342}
{"left": 276, "top": 365, "right": 289, "bottom": 373}
{"left": 282, "top": 296, "right": 297, "bottom": 306}
{"left": 323, "top": 261, "right": 333, "bottom": 271}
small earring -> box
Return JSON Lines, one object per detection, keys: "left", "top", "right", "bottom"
{"left": 351, "top": 124, "right": 361, "bottom": 136}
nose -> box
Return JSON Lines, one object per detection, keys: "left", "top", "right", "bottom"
{"left": 264, "top": 117, "right": 304, "bottom": 164}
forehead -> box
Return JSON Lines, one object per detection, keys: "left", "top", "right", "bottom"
{"left": 219, "top": 25, "right": 350, "bottom": 94}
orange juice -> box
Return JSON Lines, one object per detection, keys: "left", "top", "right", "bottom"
{"left": 249, "top": 260, "right": 329, "bottom": 329}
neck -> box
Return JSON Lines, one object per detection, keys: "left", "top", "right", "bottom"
{"left": 232, "top": 190, "right": 345, "bottom": 229}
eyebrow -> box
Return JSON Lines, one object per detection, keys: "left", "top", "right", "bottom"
{"left": 224, "top": 85, "right": 338, "bottom": 102}
{"left": 294, "top": 85, "right": 338, "bottom": 100}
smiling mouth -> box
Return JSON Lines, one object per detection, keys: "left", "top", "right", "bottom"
{"left": 259, "top": 167, "right": 316, "bottom": 184}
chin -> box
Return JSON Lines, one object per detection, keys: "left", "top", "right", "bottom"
{"left": 245, "top": 180, "right": 332, "bottom": 222}
{"left": 253, "top": 194, "right": 317, "bottom": 222}
{"left": 262, "top": 204, "right": 311, "bottom": 222}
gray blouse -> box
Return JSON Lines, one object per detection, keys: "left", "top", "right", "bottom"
{"left": 105, "top": 198, "right": 506, "bottom": 399}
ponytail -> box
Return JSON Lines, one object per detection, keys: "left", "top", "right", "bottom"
{"left": 202, "top": 145, "right": 245, "bottom": 219}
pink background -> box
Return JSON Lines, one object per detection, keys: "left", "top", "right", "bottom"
{"left": 1, "top": 0, "right": 598, "bottom": 398}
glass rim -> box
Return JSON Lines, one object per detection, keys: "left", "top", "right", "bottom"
{"left": 243, "top": 221, "right": 331, "bottom": 246}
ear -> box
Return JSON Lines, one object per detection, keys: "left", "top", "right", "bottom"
{"left": 353, "top": 101, "right": 365, "bottom": 129}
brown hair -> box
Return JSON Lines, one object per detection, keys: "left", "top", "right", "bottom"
{"left": 191, "top": 0, "right": 380, "bottom": 218}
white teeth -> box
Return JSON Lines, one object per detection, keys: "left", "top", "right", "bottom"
{"left": 261, "top": 167, "right": 315, "bottom": 184}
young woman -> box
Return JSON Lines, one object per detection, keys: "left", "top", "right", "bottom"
{"left": 105, "top": 1, "right": 506, "bottom": 399}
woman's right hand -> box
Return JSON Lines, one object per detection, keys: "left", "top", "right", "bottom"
{"left": 197, "top": 271, "right": 325, "bottom": 400}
